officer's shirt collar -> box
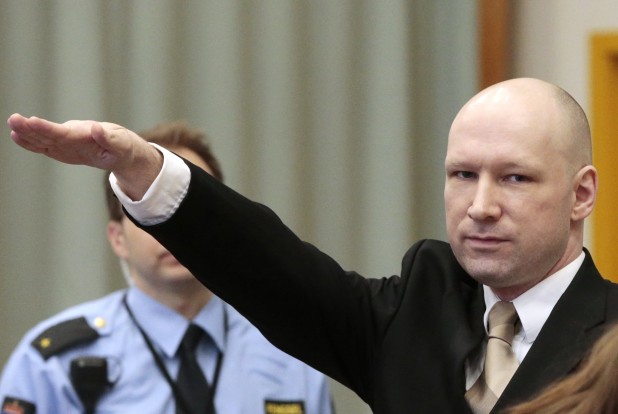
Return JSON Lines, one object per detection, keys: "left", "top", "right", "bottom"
{"left": 126, "top": 286, "right": 226, "bottom": 358}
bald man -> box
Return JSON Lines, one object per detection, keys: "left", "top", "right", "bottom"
{"left": 8, "top": 78, "right": 618, "bottom": 414}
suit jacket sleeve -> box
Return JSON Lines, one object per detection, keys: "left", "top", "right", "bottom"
{"left": 134, "top": 161, "right": 406, "bottom": 400}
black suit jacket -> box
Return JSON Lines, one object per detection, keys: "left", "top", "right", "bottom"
{"left": 137, "top": 162, "right": 618, "bottom": 414}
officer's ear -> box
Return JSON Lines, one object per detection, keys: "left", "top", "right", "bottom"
{"left": 106, "top": 220, "right": 129, "bottom": 259}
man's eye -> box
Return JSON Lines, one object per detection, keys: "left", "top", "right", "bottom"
{"left": 506, "top": 175, "right": 528, "bottom": 182}
{"left": 456, "top": 171, "right": 476, "bottom": 179}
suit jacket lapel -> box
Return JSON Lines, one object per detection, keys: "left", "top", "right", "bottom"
{"left": 442, "top": 281, "right": 486, "bottom": 394}
{"left": 493, "top": 252, "right": 609, "bottom": 412}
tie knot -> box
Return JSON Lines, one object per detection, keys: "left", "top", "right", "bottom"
{"left": 180, "top": 324, "right": 204, "bottom": 353}
{"left": 488, "top": 301, "right": 518, "bottom": 344}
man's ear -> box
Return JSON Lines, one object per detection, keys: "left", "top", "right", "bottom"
{"left": 572, "top": 165, "right": 598, "bottom": 221}
{"left": 107, "top": 221, "right": 129, "bottom": 259}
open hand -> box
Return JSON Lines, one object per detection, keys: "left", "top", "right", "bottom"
{"left": 8, "top": 114, "right": 163, "bottom": 200}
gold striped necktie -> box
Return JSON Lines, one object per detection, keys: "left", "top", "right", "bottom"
{"left": 466, "top": 301, "right": 520, "bottom": 414}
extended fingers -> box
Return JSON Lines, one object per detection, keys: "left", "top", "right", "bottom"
{"left": 6, "top": 113, "right": 33, "bottom": 130}
{"left": 8, "top": 115, "right": 69, "bottom": 149}
{"left": 9, "top": 130, "right": 49, "bottom": 154}
{"left": 8, "top": 114, "right": 43, "bottom": 150}
{"left": 7, "top": 114, "right": 34, "bottom": 141}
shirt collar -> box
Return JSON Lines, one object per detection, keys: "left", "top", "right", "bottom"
{"left": 191, "top": 294, "right": 227, "bottom": 354}
{"left": 482, "top": 251, "right": 585, "bottom": 343}
{"left": 126, "top": 287, "right": 227, "bottom": 358}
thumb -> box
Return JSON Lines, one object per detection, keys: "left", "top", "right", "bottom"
{"left": 90, "top": 122, "right": 114, "bottom": 150}
{"left": 91, "top": 122, "right": 136, "bottom": 158}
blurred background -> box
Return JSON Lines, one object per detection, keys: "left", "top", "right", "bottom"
{"left": 1, "top": 1, "right": 617, "bottom": 412}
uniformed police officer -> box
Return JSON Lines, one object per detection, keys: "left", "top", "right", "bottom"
{"left": 0, "top": 122, "right": 334, "bottom": 414}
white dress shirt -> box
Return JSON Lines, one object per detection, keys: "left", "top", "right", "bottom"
{"left": 465, "top": 252, "right": 585, "bottom": 389}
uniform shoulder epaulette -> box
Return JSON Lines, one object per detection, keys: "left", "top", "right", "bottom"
{"left": 31, "top": 316, "right": 100, "bottom": 360}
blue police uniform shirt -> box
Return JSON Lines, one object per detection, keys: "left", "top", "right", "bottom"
{"left": 0, "top": 287, "right": 333, "bottom": 414}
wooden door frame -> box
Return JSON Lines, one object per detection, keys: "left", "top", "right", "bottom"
{"left": 479, "top": 0, "right": 512, "bottom": 89}
{"left": 590, "top": 33, "right": 618, "bottom": 282}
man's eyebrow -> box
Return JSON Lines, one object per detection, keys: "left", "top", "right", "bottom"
{"left": 444, "top": 159, "right": 473, "bottom": 169}
{"left": 445, "top": 159, "right": 541, "bottom": 173}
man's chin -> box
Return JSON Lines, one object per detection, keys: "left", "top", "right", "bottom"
{"left": 461, "top": 259, "right": 510, "bottom": 285}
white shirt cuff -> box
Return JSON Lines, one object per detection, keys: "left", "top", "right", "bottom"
{"left": 109, "top": 143, "right": 191, "bottom": 225}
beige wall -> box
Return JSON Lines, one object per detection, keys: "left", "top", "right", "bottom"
{"left": 512, "top": 0, "right": 618, "bottom": 250}
{"left": 512, "top": 0, "right": 618, "bottom": 128}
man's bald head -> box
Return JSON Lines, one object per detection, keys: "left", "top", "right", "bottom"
{"left": 450, "top": 78, "right": 592, "bottom": 175}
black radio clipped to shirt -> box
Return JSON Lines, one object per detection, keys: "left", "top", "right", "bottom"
{"left": 70, "top": 356, "right": 112, "bottom": 414}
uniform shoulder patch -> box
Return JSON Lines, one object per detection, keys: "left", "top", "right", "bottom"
{"left": 31, "top": 316, "right": 100, "bottom": 360}
{"left": 264, "top": 400, "right": 305, "bottom": 414}
{"left": 2, "top": 396, "right": 35, "bottom": 414}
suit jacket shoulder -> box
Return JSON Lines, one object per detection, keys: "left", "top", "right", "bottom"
{"left": 495, "top": 250, "right": 618, "bottom": 412}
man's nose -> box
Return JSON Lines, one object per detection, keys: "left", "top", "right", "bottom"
{"left": 467, "top": 178, "right": 501, "bottom": 220}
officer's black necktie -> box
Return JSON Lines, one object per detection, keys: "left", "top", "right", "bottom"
{"left": 176, "top": 324, "right": 214, "bottom": 414}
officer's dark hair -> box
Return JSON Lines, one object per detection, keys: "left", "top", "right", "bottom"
{"left": 104, "top": 121, "right": 224, "bottom": 222}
